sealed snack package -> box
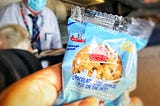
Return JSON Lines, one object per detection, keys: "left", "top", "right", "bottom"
{"left": 55, "top": 6, "right": 154, "bottom": 106}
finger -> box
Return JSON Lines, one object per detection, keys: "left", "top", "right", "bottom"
{"left": 0, "top": 63, "right": 62, "bottom": 106}
{"left": 33, "top": 62, "right": 62, "bottom": 92}
{"left": 79, "top": 97, "right": 99, "bottom": 106}
{"left": 64, "top": 97, "right": 99, "bottom": 106}
{"left": 130, "top": 96, "right": 143, "bottom": 106}
{"left": 63, "top": 100, "right": 82, "bottom": 106}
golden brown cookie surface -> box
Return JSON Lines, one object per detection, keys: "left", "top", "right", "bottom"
{"left": 72, "top": 44, "right": 122, "bottom": 81}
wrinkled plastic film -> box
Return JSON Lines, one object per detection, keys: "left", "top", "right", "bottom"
{"left": 71, "top": 6, "right": 155, "bottom": 44}
{"left": 71, "top": 6, "right": 122, "bottom": 30}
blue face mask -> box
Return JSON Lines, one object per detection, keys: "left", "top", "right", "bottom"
{"left": 27, "top": 0, "right": 46, "bottom": 11}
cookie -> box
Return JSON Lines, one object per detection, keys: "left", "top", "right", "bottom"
{"left": 72, "top": 44, "right": 122, "bottom": 81}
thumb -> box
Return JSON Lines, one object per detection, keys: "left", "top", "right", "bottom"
{"left": 64, "top": 96, "right": 100, "bottom": 106}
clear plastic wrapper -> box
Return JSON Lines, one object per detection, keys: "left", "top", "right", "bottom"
{"left": 54, "top": 6, "right": 155, "bottom": 106}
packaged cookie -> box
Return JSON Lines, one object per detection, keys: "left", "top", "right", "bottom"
{"left": 55, "top": 6, "right": 154, "bottom": 106}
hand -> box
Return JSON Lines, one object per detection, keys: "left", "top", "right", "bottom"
{"left": 0, "top": 63, "right": 62, "bottom": 106}
{"left": 0, "top": 63, "right": 102, "bottom": 106}
{"left": 64, "top": 96, "right": 102, "bottom": 106}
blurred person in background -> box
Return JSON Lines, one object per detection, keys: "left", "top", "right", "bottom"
{"left": 0, "top": 0, "right": 63, "bottom": 68}
{"left": 0, "top": 0, "right": 62, "bottom": 53}
{"left": 0, "top": 24, "right": 32, "bottom": 51}
{"left": 0, "top": 24, "right": 43, "bottom": 91}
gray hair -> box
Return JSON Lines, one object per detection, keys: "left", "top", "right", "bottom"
{"left": 0, "top": 24, "right": 31, "bottom": 51}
